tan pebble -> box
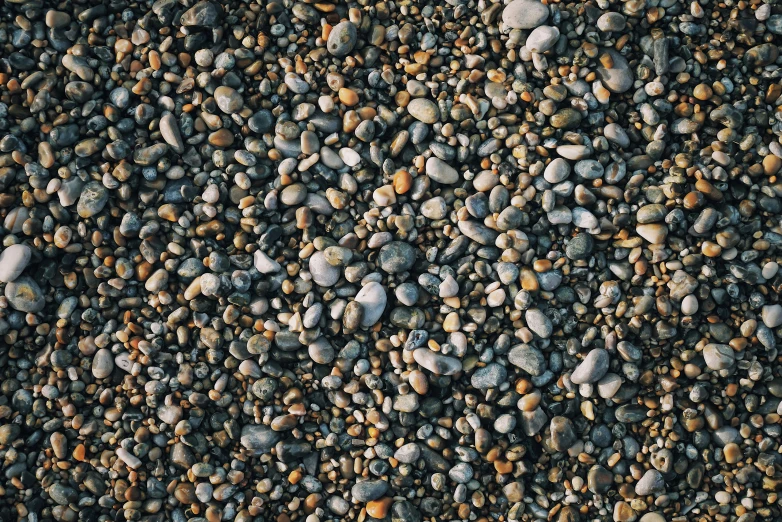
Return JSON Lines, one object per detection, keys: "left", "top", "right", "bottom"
{"left": 366, "top": 498, "right": 392, "bottom": 518}
{"left": 339, "top": 88, "right": 359, "bottom": 106}
{"left": 693, "top": 83, "right": 712, "bottom": 100}
{"left": 443, "top": 312, "right": 461, "bottom": 332}
{"left": 373, "top": 185, "right": 396, "bottom": 206}
{"left": 393, "top": 170, "right": 412, "bottom": 194}
{"left": 763, "top": 155, "right": 782, "bottom": 176}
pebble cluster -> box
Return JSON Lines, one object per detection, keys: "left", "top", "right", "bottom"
{"left": 1, "top": 0, "right": 782, "bottom": 521}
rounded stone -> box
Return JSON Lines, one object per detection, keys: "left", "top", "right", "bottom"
{"left": 407, "top": 98, "right": 440, "bottom": 124}
{"left": 214, "top": 86, "right": 243, "bottom": 114}
{"left": 92, "top": 348, "right": 114, "bottom": 379}
{"left": 0, "top": 244, "right": 32, "bottom": 283}
{"left": 379, "top": 241, "right": 417, "bottom": 273}
{"left": 526, "top": 25, "right": 560, "bottom": 53}
{"left": 77, "top": 181, "right": 109, "bottom": 218}
{"left": 4, "top": 275, "right": 45, "bottom": 313}
{"left": 502, "top": 0, "right": 549, "bottom": 29}
{"left": 354, "top": 281, "right": 388, "bottom": 328}
{"left": 309, "top": 251, "right": 341, "bottom": 286}
{"left": 327, "top": 21, "right": 358, "bottom": 57}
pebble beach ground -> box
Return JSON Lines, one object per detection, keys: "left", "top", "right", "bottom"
{"left": 0, "top": 0, "right": 782, "bottom": 521}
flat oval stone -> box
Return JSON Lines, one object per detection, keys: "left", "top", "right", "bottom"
{"left": 379, "top": 241, "right": 416, "bottom": 273}
{"left": 0, "top": 244, "right": 31, "bottom": 283}
{"left": 544, "top": 158, "right": 570, "bottom": 183}
{"left": 525, "top": 308, "right": 552, "bottom": 338}
{"left": 458, "top": 220, "right": 499, "bottom": 245}
{"left": 407, "top": 98, "right": 440, "bottom": 124}
{"left": 597, "top": 12, "right": 626, "bottom": 32}
{"left": 92, "top": 348, "right": 114, "bottom": 379}
{"left": 5, "top": 275, "right": 45, "bottom": 313}
{"left": 526, "top": 25, "right": 559, "bottom": 53}
{"left": 762, "top": 304, "right": 782, "bottom": 328}
{"left": 508, "top": 344, "right": 546, "bottom": 376}
{"left": 636, "top": 204, "right": 667, "bottom": 223}
{"left": 502, "top": 0, "right": 549, "bottom": 29}
{"left": 394, "top": 443, "right": 421, "bottom": 464}
{"left": 596, "top": 49, "right": 633, "bottom": 93}
{"left": 351, "top": 479, "right": 389, "bottom": 502}
{"left": 426, "top": 157, "right": 459, "bottom": 184}
{"left": 703, "top": 344, "right": 735, "bottom": 370}
{"left": 309, "top": 251, "right": 341, "bottom": 286}
{"left": 355, "top": 281, "right": 387, "bottom": 328}
{"left": 327, "top": 21, "right": 358, "bottom": 57}
{"left": 214, "top": 85, "right": 243, "bottom": 114}
{"left": 240, "top": 424, "right": 280, "bottom": 454}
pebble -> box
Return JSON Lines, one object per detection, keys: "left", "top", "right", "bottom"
{"left": 379, "top": 241, "right": 417, "bottom": 273}
{"left": 92, "top": 348, "right": 114, "bottom": 379}
{"left": 0, "top": 244, "right": 31, "bottom": 283}
{"left": 526, "top": 26, "right": 560, "bottom": 53}
{"left": 4, "top": 276, "right": 45, "bottom": 313}
{"left": 703, "top": 344, "right": 735, "bottom": 370}
{"left": 240, "top": 425, "right": 280, "bottom": 454}
{"left": 503, "top": 0, "right": 549, "bottom": 29}
{"left": 426, "top": 157, "right": 459, "bottom": 184}
{"left": 77, "top": 181, "right": 109, "bottom": 218}
{"left": 309, "top": 251, "right": 341, "bottom": 286}
{"left": 508, "top": 344, "right": 546, "bottom": 376}
{"left": 549, "top": 416, "right": 576, "bottom": 451}
{"left": 327, "top": 21, "right": 358, "bottom": 57}
{"left": 525, "top": 308, "right": 552, "bottom": 338}
{"left": 635, "top": 470, "right": 665, "bottom": 496}
{"left": 762, "top": 304, "right": 782, "bottom": 328}
{"left": 407, "top": 98, "right": 440, "bottom": 124}
{"left": 596, "top": 49, "right": 634, "bottom": 93}
{"left": 413, "top": 349, "right": 463, "bottom": 375}
{"left": 351, "top": 480, "right": 389, "bottom": 502}
{"left": 471, "top": 363, "right": 507, "bottom": 389}
{"left": 354, "top": 281, "right": 387, "bottom": 327}
{"left": 597, "top": 13, "right": 626, "bottom": 32}
{"left": 570, "top": 349, "right": 610, "bottom": 384}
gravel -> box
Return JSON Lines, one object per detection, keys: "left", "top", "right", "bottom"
{"left": 0, "top": 0, "right": 781, "bottom": 521}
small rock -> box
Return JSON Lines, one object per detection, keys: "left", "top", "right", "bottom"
{"left": 327, "top": 21, "right": 358, "bottom": 57}
{"left": 5, "top": 276, "right": 45, "bottom": 313}
{"left": 570, "top": 349, "right": 610, "bottom": 384}
{"left": 502, "top": 0, "right": 549, "bottom": 29}
{"left": 0, "top": 244, "right": 31, "bottom": 283}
